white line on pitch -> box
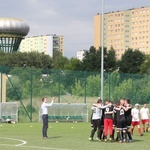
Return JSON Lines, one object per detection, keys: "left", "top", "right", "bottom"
{"left": 0, "top": 137, "right": 70, "bottom": 150}
{"left": 0, "top": 144, "right": 70, "bottom": 150}
{"left": 0, "top": 137, "right": 27, "bottom": 146}
{"left": 20, "top": 145, "right": 70, "bottom": 150}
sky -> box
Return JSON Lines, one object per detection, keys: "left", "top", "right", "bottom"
{"left": 0, "top": 0, "right": 150, "bottom": 58}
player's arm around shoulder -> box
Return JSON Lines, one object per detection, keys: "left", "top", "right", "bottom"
{"left": 115, "top": 105, "right": 121, "bottom": 111}
{"left": 92, "top": 103, "right": 102, "bottom": 108}
{"left": 105, "top": 111, "right": 113, "bottom": 114}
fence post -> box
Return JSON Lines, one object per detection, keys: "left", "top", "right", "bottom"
{"left": 131, "top": 73, "right": 134, "bottom": 104}
{"left": 7, "top": 73, "right": 31, "bottom": 121}
{"left": 0, "top": 66, "right": 6, "bottom": 103}
{"left": 58, "top": 70, "right": 61, "bottom": 103}
{"left": 0, "top": 66, "right": 2, "bottom": 103}
{"left": 84, "top": 71, "right": 87, "bottom": 103}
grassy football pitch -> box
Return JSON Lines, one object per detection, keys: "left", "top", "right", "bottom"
{"left": 0, "top": 122, "right": 149, "bottom": 150}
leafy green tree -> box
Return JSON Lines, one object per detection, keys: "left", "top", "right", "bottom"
{"left": 0, "top": 51, "right": 53, "bottom": 70}
{"left": 71, "top": 80, "right": 84, "bottom": 96}
{"left": 86, "top": 75, "right": 100, "bottom": 96}
{"left": 105, "top": 47, "right": 117, "bottom": 72}
{"left": 81, "top": 46, "right": 101, "bottom": 71}
{"left": 81, "top": 46, "right": 117, "bottom": 72}
{"left": 110, "top": 78, "right": 133, "bottom": 101}
{"left": 140, "top": 55, "right": 150, "bottom": 75}
{"left": 53, "top": 50, "right": 69, "bottom": 69}
{"left": 64, "top": 58, "right": 82, "bottom": 70}
{"left": 118, "top": 48, "right": 145, "bottom": 73}
{"left": 7, "top": 67, "right": 43, "bottom": 100}
{"left": 6, "top": 76, "right": 22, "bottom": 101}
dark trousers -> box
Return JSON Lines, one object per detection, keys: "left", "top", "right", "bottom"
{"left": 42, "top": 114, "right": 48, "bottom": 137}
{"left": 90, "top": 119, "right": 102, "bottom": 139}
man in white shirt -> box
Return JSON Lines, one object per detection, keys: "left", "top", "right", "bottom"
{"left": 89, "top": 99, "right": 104, "bottom": 141}
{"left": 41, "top": 96, "right": 55, "bottom": 138}
{"left": 140, "top": 104, "right": 150, "bottom": 132}
{"left": 131, "top": 103, "right": 143, "bottom": 136}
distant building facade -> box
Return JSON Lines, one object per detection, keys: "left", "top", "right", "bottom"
{"left": 94, "top": 6, "right": 150, "bottom": 59}
{"left": 19, "top": 34, "right": 64, "bottom": 57}
{"left": 77, "top": 50, "right": 86, "bottom": 61}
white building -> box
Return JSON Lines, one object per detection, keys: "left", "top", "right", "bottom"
{"left": 77, "top": 50, "right": 86, "bottom": 61}
{"left": 19, "top": 34, "right": 64, "bottom": 57}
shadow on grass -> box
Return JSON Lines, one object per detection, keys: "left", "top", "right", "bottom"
{"left": 49, "top": 136, "right": 62, "bottom": 139}
{"left": 132, "top": 139, "right": 143, "bottom": 142}
{"left": 89, "top": 139, "right": 144, "bottom": 143}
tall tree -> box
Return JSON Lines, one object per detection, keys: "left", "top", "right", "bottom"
{"left": 82, "top": 46, "right": 98, "bottom": 71}
{"left": 118, "top": 48, "right": 145, "bottom": 74}
{"left": 105, "top": 47, "right": 117, "bottom": 72}
{"left": 81, "top": 46, "right": 116, "bottom": 72}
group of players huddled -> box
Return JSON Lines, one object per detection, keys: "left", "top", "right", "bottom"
{"left": 89, "top": 99, "right": 150, "bottom": 143}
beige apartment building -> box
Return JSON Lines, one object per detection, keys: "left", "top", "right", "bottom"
{"left": 19, "top": 34, "right": 64, "bottom": 57}
{"left": 94, "top": 6, "right": 150, "bottom": 59}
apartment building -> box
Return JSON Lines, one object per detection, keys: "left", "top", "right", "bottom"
{"left": 77, "top": 50, "right": 86, "bottom": 61}
{"left": 19, "top": 34, "right": 64, "bottom": 57}
{"left": 94, "top": 6, "right": 150, "bottom": 59}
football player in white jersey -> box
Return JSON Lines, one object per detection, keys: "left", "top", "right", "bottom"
{"left": 131, "top": 103, "right": 143, "bottom": 136}
{"left": 89, "top": 99, "right": 103, "bottom": 141}
{"left": 89, "top": 99, "right": 108, "bottom": 141}
{"left": 140, "top": 104, "right": 150, "bottom": 132}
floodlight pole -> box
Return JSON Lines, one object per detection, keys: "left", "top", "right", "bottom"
{"left": 101, "top": 0, "right": 104, "bottom": 104}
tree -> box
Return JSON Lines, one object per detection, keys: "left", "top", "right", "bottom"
{"left": 105, "top": 47, "right": 117, "bottom": 72}
{"left": 81, "top": 46, "right": 117, "bottom": 72}
{"left": 0, "top": 51, "right": 53, "bottom": 70}
{"left": 81, "top": 46, "right": 105, "bottom": 71}
{"left": 53, "top": 50, "right": 69, "bottom": 69}
{"left": 64, "top": 58, "right": 82, "bottom": 70}
{"left": 71, "top": 80, "right": 84, "bottom": 96}
{"left": 140, "top": 55, "right": 150, "bottom": 75}
{"left": 118, "top": 48, "right": 145, "bottom": 74}
{"left": 81, "top": 46, "right": 98, "bottom": 71}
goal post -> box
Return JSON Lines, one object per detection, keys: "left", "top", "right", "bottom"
{"left": 39, "top": 103, "right": 88, "bottom": 122}
{"left": 0, "top": 102, "right": 18, "bottom": 123}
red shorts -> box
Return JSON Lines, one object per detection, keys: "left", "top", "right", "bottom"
{"left": 131, "top": 121, "right": 140, "bottom": 126}
{"left": 104, "top": 119, "right": 113, "bottom": 136}
{"left": 141, "top": 119, "right": 149, "bottom": 124}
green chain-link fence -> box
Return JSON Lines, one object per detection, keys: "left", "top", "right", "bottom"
{"left": 0, "top": 66, "right": 150, "bottom": 122}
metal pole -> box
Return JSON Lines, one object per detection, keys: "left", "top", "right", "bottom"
{"left": 0, "top": 66, "right": 2, "bottom": 103}
{"left": 131, "top": 74, "right": 134, "bottom": 104}
{"left": 101, "top": 0, "right": 104, "bottom": 103}
{"left": 30, "top": 68, "right": 33, "bottom": 122}
{"left": 108, "top": 72, "right": 110, "bottom": 100}
{"left": 84, "top": 71, "right": 87, "bottom": 103}
{"left": 58, "top": 70, "right": 61, "bottom": 103}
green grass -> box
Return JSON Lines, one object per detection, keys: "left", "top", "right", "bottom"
{"left": 0, "top": 122, "right": 149, "bottom": 150}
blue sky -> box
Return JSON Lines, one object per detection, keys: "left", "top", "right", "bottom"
{"left": 0, "top": 0, "right": 150, "bottom": 58}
